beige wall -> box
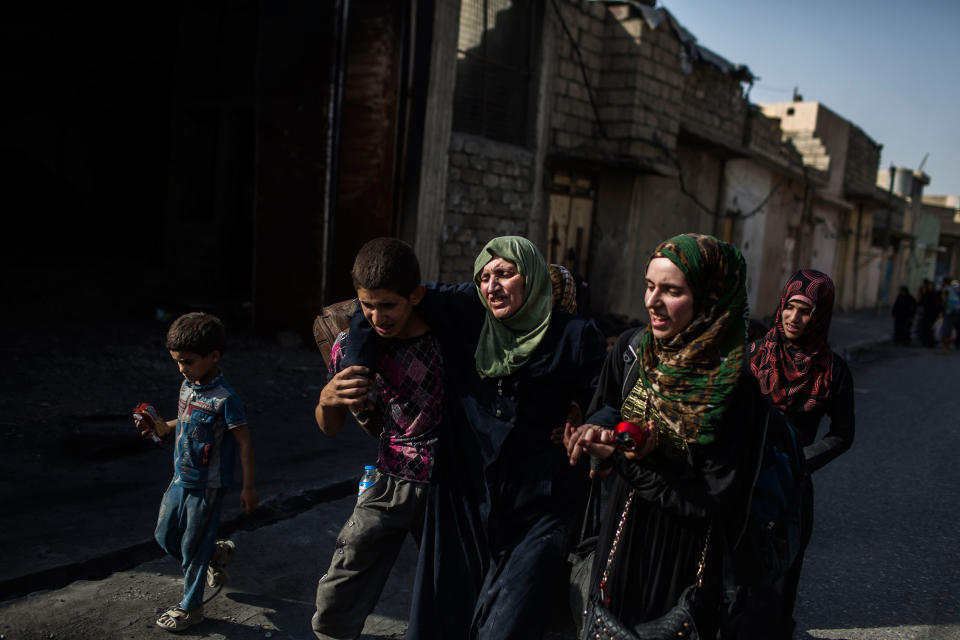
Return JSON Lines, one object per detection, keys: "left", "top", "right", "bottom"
{"left": 726, "top": 159, "right": 775, "bottom": 316}
{"left": 835, "top": 206, "right": 878, "bottom": 310}
{"left": 590, "top": 164, "right": 717, "bottom": 321}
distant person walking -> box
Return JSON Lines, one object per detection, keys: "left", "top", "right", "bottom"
{"left": 940, "top": 279, "right": 960, "bottom": 350}
{"left": 748, "top": 270, "right": 855, "bottom": 639}
{"left": 891, "top": 285, "right": 917, "bottom": 345}
{"left": 917, "top": 279, "right": 941, "bottom": 347}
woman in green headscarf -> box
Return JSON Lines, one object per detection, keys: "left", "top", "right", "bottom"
{"left": 371, "top": 235, "right": 607, "bottom": 639}
{"left": 567, "top": 233, "right": 770, "bottom": 637}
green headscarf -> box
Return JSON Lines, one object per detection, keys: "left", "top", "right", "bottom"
{"left": 633, "top": 233, "right": 748, "bottom": 445}
{"left": 472, "top": 236, "right": 552, "bottom": 379}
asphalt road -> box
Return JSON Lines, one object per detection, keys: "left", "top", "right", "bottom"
{"left": 1, "top": 323, "right": 958, "bottom": 639}
{"left": 792, "top": 344, "right": 960, "bottom": 640}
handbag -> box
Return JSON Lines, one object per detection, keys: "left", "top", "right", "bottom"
{"left": 581, "top": 490, "right": 711, "bottom": 640}
{"left": 569, "top": 475, "right": 603, "bottom": 634}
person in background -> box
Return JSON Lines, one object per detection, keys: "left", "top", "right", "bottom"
{"left": 891, "top": 285, "right": 917, "bottom": 345}
{"left": 940, "top": 278, "right": 960, "bottom": 350}
{"left": 916, "top": 279, "right": 941, "bottom": 347}
{"left": 748, "top": 269, "right": 855, "bottom": 638}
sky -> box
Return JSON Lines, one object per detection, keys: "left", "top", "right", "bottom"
{"left": 658, "top": 0, "right": 960, "bottom": 196}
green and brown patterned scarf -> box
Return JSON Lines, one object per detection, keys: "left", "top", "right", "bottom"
{"left": 630, "top": 233, "right": 748, "bottom": 445}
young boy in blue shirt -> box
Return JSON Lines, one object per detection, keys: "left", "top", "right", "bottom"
{"left": 138, "top": 312, "right": 258, "bottom": 632}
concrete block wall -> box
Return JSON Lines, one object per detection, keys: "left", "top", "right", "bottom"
{"left": 433, "top": 1, "right": 813, "bottom": 290}
{"left": 843, "top": 125, "right": 881, "bottom": 196}
{"left": 549, "top": 0, "right": 608, "bottom": 151}
{"left": 749, "top": 109, "right": 805, "bottom": 173}
{"left": 783, "top": 131, "right": 831, "bottom": 172}
{"left": 548, "top": 2, "right": 776, "bottom": 168}
{"left": 440, "top": 132, "right": 536, "bottom": 282}
{"left": 678, "top": 64, "right": 747, "bottom": 149}
{"left": 548, "top": 2, "right": 691, "bottom": 163}
{"left": 596, "top": 8, "right": 683, "bottom": 158}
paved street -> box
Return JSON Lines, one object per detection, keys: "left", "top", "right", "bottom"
{"left": 792, "top": 343, "right": 960, "bottom": 640}
{"left": 2, "top": 311, "right": 959, "bottom": 639}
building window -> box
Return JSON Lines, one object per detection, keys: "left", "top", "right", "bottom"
{"left": 453, "top": 0, "right": 535, "bottom": 146}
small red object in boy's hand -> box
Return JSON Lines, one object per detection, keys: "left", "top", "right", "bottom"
{"left": 614, "top": 420, "right": 649, "bottom": 452}
{"left": 133, "top": 402, "right": 168, "bottom": 442}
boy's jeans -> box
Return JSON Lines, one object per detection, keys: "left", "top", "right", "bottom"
{"left": 155, "top": 482, "right": 226, "bottom": 611}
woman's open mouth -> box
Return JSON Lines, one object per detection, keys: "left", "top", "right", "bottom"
{"left": 649, "top": 313, "right": 668, "bottom": 327}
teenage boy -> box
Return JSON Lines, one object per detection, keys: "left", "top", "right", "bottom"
{"left": 311, "top": 237, "right": 443, "bottom": 640}
{"left": 138, "top": 312, "right": 258, "bottom": 632}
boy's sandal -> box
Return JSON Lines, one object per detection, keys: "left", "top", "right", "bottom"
{"left": 156, "top": 607, "right": 203, "bottom": 632}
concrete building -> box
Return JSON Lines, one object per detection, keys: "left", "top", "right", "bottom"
{"left": 9, "top": 0, "right": 922, "bottom": 339}
{"left": 922, "top": 195, "right": 960, "bottom": 283}
{"left": 875, "top": 167, "right": 934, "bottom": 300}
{"left": 400, "top": 0, "right": 817, "bottom": 323}
{"left": 758, "top": 101, "right": 895, "bottom": 311}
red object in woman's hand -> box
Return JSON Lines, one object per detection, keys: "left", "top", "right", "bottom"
{"left": 614, "top": 421, "right": 649, "bottom": 452}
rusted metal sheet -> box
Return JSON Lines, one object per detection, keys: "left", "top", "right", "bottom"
{"left": 328, "top": 0, "right": 406, "bottom": 303}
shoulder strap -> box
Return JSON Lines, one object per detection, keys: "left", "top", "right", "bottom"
{"left": 620, "top": 327, "right": 646, "bottom": 401}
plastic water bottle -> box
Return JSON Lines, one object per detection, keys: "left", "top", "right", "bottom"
{"left": 358, "top": 465, "right": 377, "bottom": 498}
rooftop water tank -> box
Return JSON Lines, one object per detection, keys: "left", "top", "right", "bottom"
{"left": 892, "top": 167, "right": 913, "bottom": 196}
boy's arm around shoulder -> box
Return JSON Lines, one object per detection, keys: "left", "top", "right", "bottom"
{"left": 232, "top": 424, "right": 258, "bottom": 514}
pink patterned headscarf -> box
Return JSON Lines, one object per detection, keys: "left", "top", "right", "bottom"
{"left": 749, "top": 269, "right": 835, "bottom": 412}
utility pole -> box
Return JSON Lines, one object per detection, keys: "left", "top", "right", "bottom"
{"left": 878, "top": 164, "right": 896, "bottom": 310}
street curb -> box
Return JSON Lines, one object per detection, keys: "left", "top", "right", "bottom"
{"left": 0, "top": 478, "right": 357, "bottom": 603}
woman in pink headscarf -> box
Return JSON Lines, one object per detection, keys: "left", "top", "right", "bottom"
{"left": 747, "top": 269, "right": 855, "bottom": 638}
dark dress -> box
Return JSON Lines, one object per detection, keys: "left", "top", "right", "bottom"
{"left": 892, "top": 292, "right": 917, "bottom": 345}
{"left": 918, "top": 288, "right": 942, "bottom": 346}
{"left": 773, "top": 351, "right": 855, "bottom": 635}
{"left": 584, "top": 328, "right": 770, "bottom": 637}
{"left": 350, "top": 283, "right": 607, "bottom": 639}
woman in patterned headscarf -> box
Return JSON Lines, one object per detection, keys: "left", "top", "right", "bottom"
{"left": 747, "top": 269, "right": 855, "bottom": 638}
{"left": 567, "top": 233, "right": 771, "bottom": 636}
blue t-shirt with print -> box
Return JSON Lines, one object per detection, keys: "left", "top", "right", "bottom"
{"left": 172, "top": 373, "right": 247, "bottom": 489}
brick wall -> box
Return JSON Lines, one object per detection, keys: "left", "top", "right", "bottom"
{"left": 439, "top": 132, "right": 536, "bottom": 282}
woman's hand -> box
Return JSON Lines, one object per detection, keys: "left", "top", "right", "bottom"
{"left": 621, "top": 420, "right": 658, "bottom": 460}
{"left": 550, "top": 402, "right": 583, "bottom": 446}
{"left": 567, "top": 424, "right": 616, "bottom": 466}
